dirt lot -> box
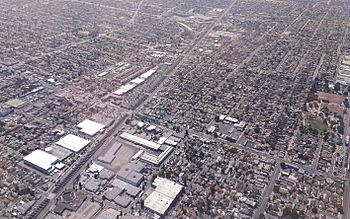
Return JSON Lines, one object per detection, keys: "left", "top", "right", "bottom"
{"left": 317, "top": 91, "right": 345, "bottom": 105}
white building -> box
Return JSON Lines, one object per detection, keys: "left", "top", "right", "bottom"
{"left": 120, "top": 132, "right": 161, "bottom": 150}
{"left": 337, "top": 55, "right": 350, "bottom": 85}
{"left": 23, "top": 150, "right": 59, "bottom": 174}
{"left": 113, "top": 68, "right": 157, "bottom": 96}
{"left": 144, "top": 177, "right": 183, "bottom": 215}
{"left": 140, "top": 146, "right": 173, "bottom": 166}
{"left": 56, "top": 134, "right": 90, "bottom": 152}
{"left": 77, "top": 119, "right": 105, "bottom": 136}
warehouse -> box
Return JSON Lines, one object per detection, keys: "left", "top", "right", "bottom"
{"left": 113, "top": 68, "right": 157, "bottom": 96}
{"left": 144, "top": 177, "right": 183, "bottom": 215}
{"left": 120, "top": 132, "right": 161, "bottom": 150}
{"left": 23, "top": 150, "right": 59, "bottom": 174}
{"left": 130, "top": 77, "right": 145, "bottom": 84}
{"left": 140, "top": 69, "right": 156, "bottom": 79}
{"left": 56, "top": 134, "right": 91, "bottom": 153}
{"left": 113, "top": 83, "right": 137, "bottom": 95}
{"left": 44, "top": 145, "right": 72, "bottom": 161}
{"left": 77, "top": 119, "right": 105, "bottom": 136}
{"left": 117, "top": 164, "right": 144, "bottom": 187}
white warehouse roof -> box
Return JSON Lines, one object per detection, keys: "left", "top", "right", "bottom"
{"left": 113, "top": 88, "right": 125, "bottom": 96}
{"left": 77, "top": 119, "right": 105, "bottom": 136}
{"left": 113, "top": 83, "right": 136, "bottom": 95}
{"left": 144, "top": 191, "right": 173, "bottom": 215}
{"left": 120, "top": 132, "right": 161, "bottom": 150}
{"left": 130, "top": 77, "right": 145, "bottom": 84}
{"left": 23, "top": 150, "right": 59, "bottom": 173}
{"left": 153, "top": 177, "right": 183, "bottom": 199}
{"left": 56, "top": 134, "right": 90, "bottom": 152}
{"left": 140, "top": 69, "right": 156, "bottom": 79}
{"left": 113, "top": 68, "right": 156, "bottom": 96}
{"left": 144, "top": 177, "right": 183, "bottom": 215}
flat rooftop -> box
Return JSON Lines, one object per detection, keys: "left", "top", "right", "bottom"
{"left": 77, "top": 119, "right": 105, "bottom": 136}
{"left": 120, "top": 132, "right": 161, "bottom": 150}
{"left": 23, "top": 150, "right": 59, "bottom": 173}
{"left": 144, "top": 177, "right": 183, "bottom": 215}
{"left": 56, "top": 134, "right": 90, "bottom": 152}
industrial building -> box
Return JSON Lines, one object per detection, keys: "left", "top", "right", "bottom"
{"left": 56, "top": 134, "right": 91, "bottom": 153}
{"left": 144, "top": 178, "right": 183, "bottom": 215}
{"left": 117, "top": 163, "right": 144, "bottom": 187}
{"left": 53, "top": 191, "right": 87, "bottom": 216}
{"left": 111, "top": 179, "right": 142, "bottom": 198}
{"left": 77, "top": 119, "right": 105, "bottom": 136}
{"left": 94, "top": 208, "right": 121, "bottom": 219}
{"left": 119, "top": 131, "right": 174, "bottom": 165}
{"left": 104, "top": 187, "right": 124, "bottom": 202}
{"left": 113, "top": 68, "right": 157, "bottom": 96}
{"left": 114, "top": 196, "right": 131, "bottom": 208}
{"left": 84, "top": 178, "right": 101, "bottom": 193}
{"left": 44, "top": 145, "right": 72, "bottom": 161}
{"left": 336, "top": 55, "right": 350, "bottom": 85}
{"left": 120, "top": 132, "right": 161, "bottom": 150}
{"left": 23, "top": 150, "right": 60, "bottom": 174}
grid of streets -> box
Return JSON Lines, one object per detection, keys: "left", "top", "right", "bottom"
{"left": 0, "top": 0, "right": 350, "bottom": 219}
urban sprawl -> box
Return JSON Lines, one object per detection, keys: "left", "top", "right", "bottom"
{"left": 0, "top": 0, "right": 350, "bottom": 219}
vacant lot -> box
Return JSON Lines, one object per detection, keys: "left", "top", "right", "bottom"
{"left": 309, "top": 119, "right": 328, "bottom": 133}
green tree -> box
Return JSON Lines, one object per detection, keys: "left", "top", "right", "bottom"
{"left": 283, "top": 207, "right": 304, "bottom": 219}
{"left": 335, "top": 82, "right": 341, "bottom": 92}
{"left": 336, "top": 204, "right": 344, "bottom": 214}
{"left": 258, "top": 214, "right": 265, "bottom": 219}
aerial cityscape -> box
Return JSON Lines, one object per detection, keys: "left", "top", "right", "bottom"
{"left": 0, "top": 0, "right": 350, "bottom": 218}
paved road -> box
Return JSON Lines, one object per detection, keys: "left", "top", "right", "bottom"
{"left": 341, "top": 18, "right": 350, "bottom": 219}
{"left": 32, "top": 1, "right": 239, "bottom": 218}
{"left": 344, "top": 93, "right": 350, "bottom": 219}
{"left": 136, "top": 0, "right": 239, "bottom": 112}
{"left": 27, "top": 1, "right": 350, "bottom": 218}
{"left": 33, "top": 115, "right": 127, "bottom": 219}
{"left": 252, "top": 162, "right": 281, "bottom": 219}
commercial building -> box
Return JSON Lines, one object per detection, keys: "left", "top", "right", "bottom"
{"left": 56, "top": 134, "right": 91, "bottom": 153}
{"left": 140, "top": 146, "right": 174, "bottom": 166}
{"left": 144, "top": 178, "right": 183, "bottom": 215}
{"left": 23, "top": 150, "right": 59, "bottom": 174}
